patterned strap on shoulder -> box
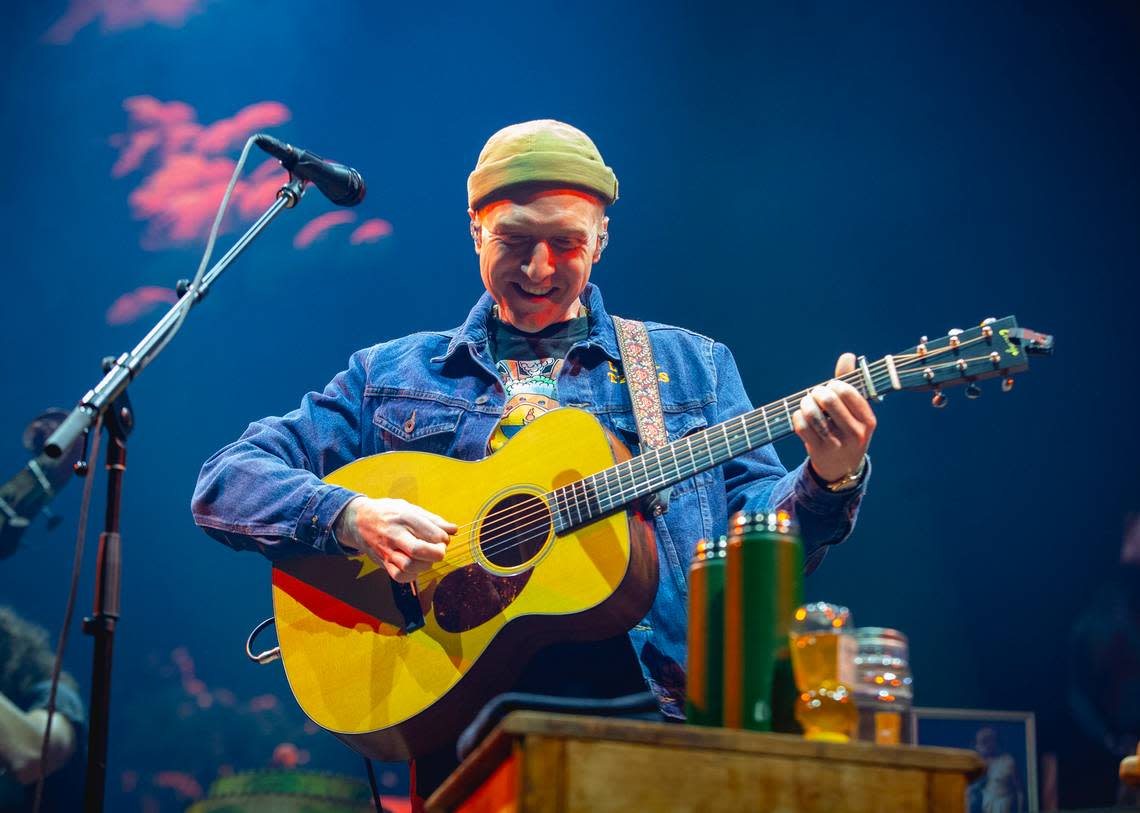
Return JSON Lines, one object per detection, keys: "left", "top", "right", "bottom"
{"left": 612, "top": 316, "right": 668, "bottom": 450}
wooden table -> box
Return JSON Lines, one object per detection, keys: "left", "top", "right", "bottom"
{"left": 427, "top": 711, "right": 984, "bottom": 813}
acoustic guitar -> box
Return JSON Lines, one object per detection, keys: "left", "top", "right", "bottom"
{"left": 270, "top": 317, "right": 1052, "bottom": 760}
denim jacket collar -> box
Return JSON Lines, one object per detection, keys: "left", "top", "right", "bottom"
{"left": 431, "top": 282, "right": 622, "bottom": 365}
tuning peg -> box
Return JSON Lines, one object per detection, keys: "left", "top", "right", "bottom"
{"left": 966, "top": 383, "right": 982, "bottom": 399}
{"left": 931, "top": 389, "right": 948, "bottom": 408}
{"left": 981, "top": 317, "right": 997, "bottom": 326}
{"left": 948, "top": 328, "right": 962, "bottom": 348}
{"left": 1002, "top": 377, "right": 1014, "bottom": 393}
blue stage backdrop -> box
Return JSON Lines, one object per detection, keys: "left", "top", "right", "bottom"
{"left": 1, "top": 2, "right": 1137, "bottom": 808}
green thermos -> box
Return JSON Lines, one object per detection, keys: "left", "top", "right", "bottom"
{"left": 686, "top": 536, "right": 728, "bottom": 726}
{"left": 722, "top": 510, "right": 804, "bottom": 732}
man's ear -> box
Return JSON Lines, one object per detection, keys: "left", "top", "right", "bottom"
{"left": 468, "top": 208, "right": 482, "bottom": 255}
{"left": 593, "top": 215, "right": 610, "bottom": 264}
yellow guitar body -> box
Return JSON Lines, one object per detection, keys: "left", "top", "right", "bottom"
{"left": 271, "top": 407, "right": 658, "bottom": 761}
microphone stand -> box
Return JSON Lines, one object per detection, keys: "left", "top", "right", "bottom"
{"left": 43, "top": 176, "right": 307, "bottom": 813}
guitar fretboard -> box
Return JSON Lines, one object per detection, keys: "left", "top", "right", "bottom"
{"left": 549, "top": 363, "right": 890, "bottom": 532}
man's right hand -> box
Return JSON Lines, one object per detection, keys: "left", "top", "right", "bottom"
{"left": 334, "top": 496, "right": 457, "bottom": 583}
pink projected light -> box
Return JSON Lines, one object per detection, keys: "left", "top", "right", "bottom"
{"left": 44, "top": 0, "right": 211, "bottom": 44}
{"left": 350, "top": 218, "right": 393, "bottom": 244}
{"left": 293, "top": 211, "right": 357, "bottom": 249}
{"left": 106, "top": 286, "right": 178, "bottom": 325}
{"left": 111, "top": 97, "right": 292, "bottom": 249}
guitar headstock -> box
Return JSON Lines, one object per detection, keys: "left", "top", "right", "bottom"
{"left": 866, "top": 317, "right": 1053, "bottom": 406}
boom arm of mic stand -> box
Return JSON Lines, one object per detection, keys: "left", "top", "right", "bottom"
{"left": 44, "top": 178, "right": 307, "bottom": 460}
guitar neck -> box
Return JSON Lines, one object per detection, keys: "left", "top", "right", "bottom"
{"left": 550, "top": 359, "right": 892, "bottom": 532}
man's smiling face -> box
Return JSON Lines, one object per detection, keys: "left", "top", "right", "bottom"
{"left": 471, "top": 187, "right": 608, "bottom": 333}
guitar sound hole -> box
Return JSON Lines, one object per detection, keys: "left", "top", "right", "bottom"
{"left": 479, "top": 493, "right": 552, "bottom": 568}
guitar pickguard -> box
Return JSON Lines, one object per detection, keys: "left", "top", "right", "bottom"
{"left": 432, "top": 565, "right": 532, "bottom": 634}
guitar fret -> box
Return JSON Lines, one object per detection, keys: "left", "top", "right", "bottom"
{"left": 552, "top": 487, "right": 567, "bottom": 532}
{"left": 559, "top": 483, "right": 572, "bottom": 528}
{"left": 612, "top": 463, "right": 627, "bottom": 506}
{"left": 580, "top": 478, "right": 594, "bottom": 521}
{"left": 561, "top": 486, "right": 573, "bottom": 530}
{"left": 641, "top": 449, "right": 659, "bottom": 495}
{"left": 585, "top": 475, "right": 602, "bottom": 518}
{"left": 596, "top": 470, "right": 612, "bottom": 513}
{"left": 622, "top": 459, "right": 636, "bottom": 503}
{"left": 651, "top": 445, "right": 670, "bottom": 493}
{"left": 639, "top": 452, "right": 654, "bottom": 492}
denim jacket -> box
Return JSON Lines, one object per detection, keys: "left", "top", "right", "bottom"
{"left": 191, "top": 283, "right": 866, "bottom": 717}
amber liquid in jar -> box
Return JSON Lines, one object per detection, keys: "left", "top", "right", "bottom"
{"left": 790, "top": 622, "right": 858, "bottom": 742}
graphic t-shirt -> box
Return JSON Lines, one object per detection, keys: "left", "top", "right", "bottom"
{"left": 486, "top": 313, "right": 589, "bottom": 453}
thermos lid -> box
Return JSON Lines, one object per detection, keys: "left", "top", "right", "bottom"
{"left": 692, "top": 535, "right": 729, "bottom": 562}
{"left": 728, "top": 509, "right": 799, "bottom": 537}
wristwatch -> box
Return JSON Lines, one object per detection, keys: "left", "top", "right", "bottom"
{"left": 824, "top": 456, "right": 868, "bottom": 493}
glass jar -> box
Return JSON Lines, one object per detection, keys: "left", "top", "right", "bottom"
{"left": 852, "top": 627, "right": 913, "bottom": 745}
{"left": 788, "top": 602, "right": 858, "bottom": 742}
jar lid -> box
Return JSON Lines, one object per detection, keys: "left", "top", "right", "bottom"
{"left": 792, "top": 601, "right": 853, "bottom": 633}
{"left": 728, "top": 510, "right": 799, "bottom": 537}
{"left": 854, "top": 627, "right": 909, "bottom": 646}
{"left": 692, "top": 536, "right": 728, "bottom": 562}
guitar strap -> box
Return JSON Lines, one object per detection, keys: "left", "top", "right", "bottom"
{"left": 611, "top": 315, "right": 670, "bottom": 515}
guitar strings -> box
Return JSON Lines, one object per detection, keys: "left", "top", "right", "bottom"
{"left": 425, "top": 340, "right": 999, "bottom": 577}
{"left": 411, "top": 339, "right": 1001, "bottom": 579}
{"left": 412, "top": 363, "right": 875, "bottom": 581}
{"left": 435, "top": 340, "right": 951, "bottom": 551}
{"left": 415, "top": 342, "right": 997, "bottom": 580}
{"left": 429, "top": 363, "right": 877, "bottom": 541}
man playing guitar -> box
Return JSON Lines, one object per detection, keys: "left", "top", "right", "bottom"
{"left": 191, "top": 119, "right": 876, "bottom": 802}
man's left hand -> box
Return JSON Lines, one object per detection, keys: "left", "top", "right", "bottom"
{"left": 791, "top": 352, "right": 877, "bottom": 485}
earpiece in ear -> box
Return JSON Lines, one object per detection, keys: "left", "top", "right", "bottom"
{"left": 469, "top": 220, "right": 481, "bottom": 244}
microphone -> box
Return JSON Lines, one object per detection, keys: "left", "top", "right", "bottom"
{"left": 253, "top": 133, "right": 366, "bottom": 207}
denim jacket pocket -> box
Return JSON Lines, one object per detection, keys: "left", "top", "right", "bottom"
{"left": 607, "top": 405, "right": 709, "bottom": 453}
{"left": 372, "top": 396, "right": 465, "bottom": 456}
{"left": 663, "top": 406, "right": 708, "bottom": 442}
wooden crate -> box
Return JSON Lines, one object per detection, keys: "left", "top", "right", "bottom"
{"left": 427, "top": 711, "right": 983, "bottom": 813}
